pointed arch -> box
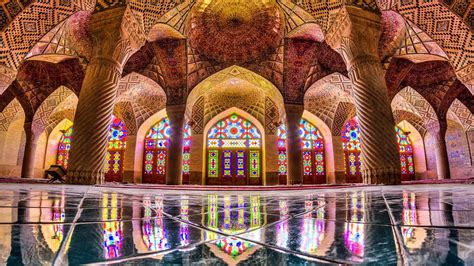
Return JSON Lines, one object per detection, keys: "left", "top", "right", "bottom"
{"left": 202, "top": 107, "right": 266, "bottom": 185}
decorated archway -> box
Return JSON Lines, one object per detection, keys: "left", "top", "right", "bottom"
{"left": 277, "top": 119, "right": 326, "bottom": 184}
{"left": 142, "top": 117, "right": 192, "bottom": 184}
{"left": 396, "top": 126, "right": 415, "bottom": 181}
{"left": 143, "top": 117, "right": 171, "bottom": 184}
{"left": 205, "top": 113, "right": 262, "bottom": 185}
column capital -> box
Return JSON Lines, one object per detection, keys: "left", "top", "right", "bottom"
{"left": 325, "top": 6, "right": 382, "bottom": 64}
{"left": 89, "top": 7, "right": 146, "bottom": 68}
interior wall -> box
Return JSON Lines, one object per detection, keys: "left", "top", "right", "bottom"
{"left": 0, "top": 118, "right": 25, "bottom": 177}
{"left": 446, "top": 120, "right": 473, "bottom": 179}
{"left": 33, "top": 132, "right": 47, "bottom": 178}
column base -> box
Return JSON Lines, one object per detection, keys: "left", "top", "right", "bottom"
{"left": 362, "top": 167, "right": 401, "bottom": 185}
{"left": 66, "top": 170, "right": 104, "bottom": 185}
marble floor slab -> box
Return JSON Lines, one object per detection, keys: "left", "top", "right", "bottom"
{"left": 0, "top": 183, "right": 473, "bottom": 265}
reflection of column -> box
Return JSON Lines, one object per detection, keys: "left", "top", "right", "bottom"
{"left": 276, "top": 199, "right": 289, "bottom": 248}
{"left": 431, "top": 125, "right": 451, "bottom": 179}
{"left": 285, "top": 104, "right": 304, "bottom": 185}
{"left": 326, "top": 7, "right": 400, "bottom": 184}
{"left": 21, "top": 122, "right": 39, "bottom": 178}
{"left": 179, "top": 196, "right": 189, "bottom": 246}
{"left": 165, "top": 105, "right": 185, "bottom": 185}
{"left": 67, "top": 8, "right": 144, "bottom": 184}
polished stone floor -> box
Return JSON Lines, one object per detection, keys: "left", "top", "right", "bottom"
{"left": 0, "top": 184, "right": 473, "bottom": 265}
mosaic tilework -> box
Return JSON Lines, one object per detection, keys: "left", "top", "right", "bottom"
{"left": 379, "top": 0, "right": 473, "bottom": 70}
{"left": 0, "top": 98, "right": 23, "bottom": 131}
{"left": 265, "top": 97, "right": 279, "bottom": 134}
{"left": 448, "top": 99, "right": 474, "bottom": 131}
{"left": 0, "top": 0, "right": 85, "bottom": 69}
{"left": 32, "top": 86, "right": 74, "bottom": 133}
{"left": 191, "top": 96, "right": 204, "bottom": 135}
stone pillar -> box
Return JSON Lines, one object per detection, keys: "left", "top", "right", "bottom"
{"left": 332, "top": 136, "right": 346, "bottom": 183}
{"left": 432, "top": 125, "right": 451, "bottom": 179}
{"left": 66, "top": 8, "right": 145, "bottom": 185}
{"left": 285, "top": 104, "right": 304, "bottom": 185}
{"left": 20, "top": 123, "right": 39, "bottom": 179}
{"left": 326, "top": 6, "right": 400, "bottom": 184}
{"left": 165, "top": 105, "right": 186, "bottom": 185}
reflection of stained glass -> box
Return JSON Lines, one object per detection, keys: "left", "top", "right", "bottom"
{"left": 396, "top": 127, "right": 415, "bottom": 180}
{"left": 342, "top": 117, "right": 362, "bottom": 179}
{"left": 216, "top": 237, "right": 253, "bottom": 257}
{"left": 344, "top": 192, "right": 365, "bottom": 260}
{"left": 56, "top": 126, "right": 73, "bottom": 168}
{"left": 401, "top": 192, "right": 417, "bottom": 246}
{"left": 207, "top": 114, "right": 261, "bottom": 183}
{"left": 143, "top": 118, "right": 171, "bottom": 183}
{"left": 52, "top": 196, "right": 65, "bottom": 243}
{"left": 179, "top": 196, "right": 189, "bottom": 246}
{"left": 102, "top": 193, "right": 123, "bottom": 259}
{"left": 142, "top": 197, "right": 168, "bottom": 251}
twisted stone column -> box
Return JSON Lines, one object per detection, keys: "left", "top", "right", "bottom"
{"left": 67, "top": 60, "right": 122, "bottom": 184}
{"left": 21, "top": 123, "right": 39, "bottom": 179}
{"left": 432, "top": 125, "right": 451, "bottom": 179}
{"left": 165, "top": 105, "right": 185, "bottom": 185}
{"left": 285, "top": 104, "right": 304, "bottom": 185}
{"left": 66, "top": 8, "right": 145, "bottom": 184}
{"left": 326, "top": 6, "right": 401, "bottom": 184}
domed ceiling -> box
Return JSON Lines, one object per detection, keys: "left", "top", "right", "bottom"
{"left": 188, "top": 0, "right": 283, "bottom": 65}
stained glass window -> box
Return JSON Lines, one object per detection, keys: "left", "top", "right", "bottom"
{"left": 182, "top": 124, "right": 192, "bottom": 183}
{"left": 396, "top": 126, "right": 415, "bottom": 180}
{"left": 277, "top": 125, "right": 288, "bottom": 182}
{"left": 206, "top": 114, "right": 261, "bottom": 185}
{"left": 143, "top": 118, "right": 171, "bottom": 184}
{"left": 341, "top": 117, "right": 362, "bottom": 183}
{"left": 56, "top": 126, "right": 73, "bottom": 168}
{"left": 277, "top": 120, "right": 326, "bottom": 184}
{"left": 105, "top": 117, "right": 127, "bottom": 182}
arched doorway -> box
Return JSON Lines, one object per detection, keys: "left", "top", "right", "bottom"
{"left": 206, "top": 113, "right": 262, "bottom": 185}
{"left": 105, "top": 117, "right": 127, "bottom": 182}
{"left": 56, "top": 126, "right": 73, "bottom": 168}
{"left": 396, "top": 126, "right": 415, "bottom": 181}
{"left": 300, "top": 119, "right": 325, "bottom": 184}
{"left": 141, "top": 116, "right": 192, "bottom": 184}
{"left": 143, "top": 117, "right": 170, "bottom": 184}
{"left": 341, "top": 117, "right": 362, "bottom": 183}
{"left": 277, "top": 119, "right": 326, "bottom": 184}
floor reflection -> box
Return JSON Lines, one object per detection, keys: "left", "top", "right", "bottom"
{"left": 0, "top": 184, "right": 473, "bottom": 265}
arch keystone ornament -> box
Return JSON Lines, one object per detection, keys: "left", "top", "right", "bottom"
{"left": 66, "top": 7, "right": 146, "bottom": 185}
{"left": 326, "top": 6, "right": 401, "bottom": 184}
